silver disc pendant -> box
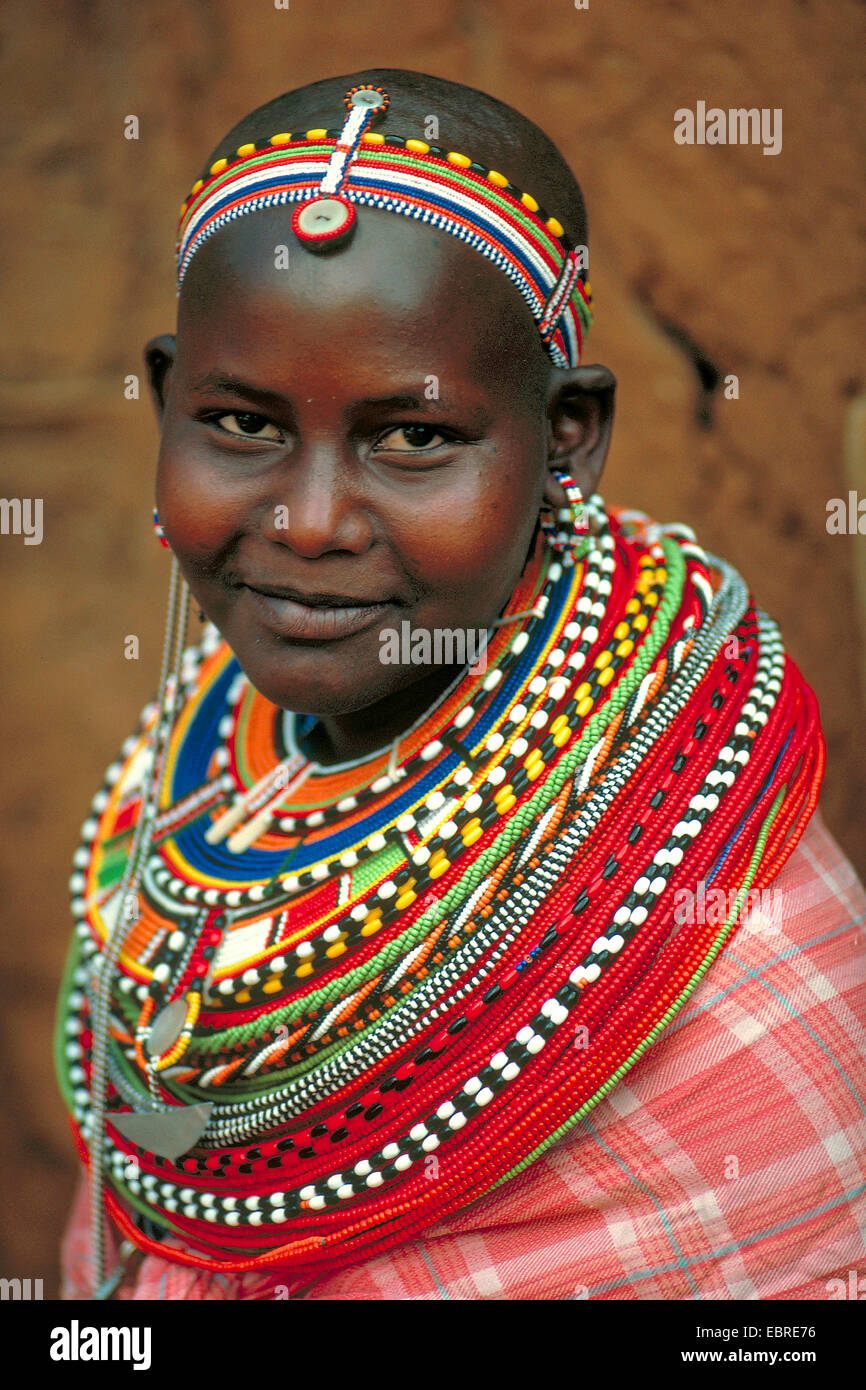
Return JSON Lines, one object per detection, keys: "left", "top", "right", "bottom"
{"left": 146, "top": 998, "right": 190, "bottom": 1057}
{"left": 291, "top": 196, "right": 356, "bottom": 249}
{"left": 111, "top": 1102, "right": 213, "bottom": 1160}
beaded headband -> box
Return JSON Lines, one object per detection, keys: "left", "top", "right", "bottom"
{"left": 175, "top": 86, "right": 593, "bottom": 367}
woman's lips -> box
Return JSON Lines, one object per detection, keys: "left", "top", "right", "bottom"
{"left": 242, "top": 585, "right": 392, "bottom": 642}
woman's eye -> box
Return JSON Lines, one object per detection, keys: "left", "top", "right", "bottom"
{"left": 213, "top": 412, "right": 282, "bottom": 441}
{"left": 374, "top": 424, "right": 447, "bottom": 452}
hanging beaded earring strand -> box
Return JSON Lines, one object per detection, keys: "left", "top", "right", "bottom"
{"left": 155, "top": 508, "right": 207, "bottom": 622}
{"left": 540, "top": 470, "right": 593, "bottom": 565}
{"left": 152, "top": 507, "right": 170, "bottom": 550}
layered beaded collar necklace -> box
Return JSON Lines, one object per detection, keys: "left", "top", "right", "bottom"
{"left": 56, "top": 496, "right": 823, "bottom": 1293}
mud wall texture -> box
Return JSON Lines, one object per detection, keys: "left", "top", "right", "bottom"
{"left": 1, "top": 0, "right": 863, "bottom": 1293}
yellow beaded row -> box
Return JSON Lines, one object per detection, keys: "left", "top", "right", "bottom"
{"left": 563, "top": 566, "right": 666, "bottom": 722}
{"left": 550, "top": 714, "right": 572, "bottom": 748}
{"left": 428, "top": 848, "right": 450, "bottom": 880}
{"left": 461, "top": 817, "right": 483, "bottom": 847}
{"left": 395, "top": 878, "right": 418, "bottom": 909}
{"left": 361, "top": 908, "right": 384, "bottom": 935}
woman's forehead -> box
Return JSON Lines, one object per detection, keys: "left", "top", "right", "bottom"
{"left": 177, "top": 206, "right": 546, "bottom": 390}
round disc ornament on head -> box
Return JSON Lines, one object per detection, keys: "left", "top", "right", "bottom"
{"left": 292, "top": 86, "right": 390, "bottom": 252}
{"left": 291, "top": 196, "right": 356, "bottom": 247}
{"left": 343, "top": 85, "right": 390, "bottom": 114}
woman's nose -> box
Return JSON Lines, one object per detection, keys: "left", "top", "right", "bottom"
{"left": 261, "top": 446, "right": 374, "bottom": 558}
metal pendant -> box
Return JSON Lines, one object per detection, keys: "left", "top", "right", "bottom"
{"left": 111, "top": 1102, "right": 213, "bottom": 1160}
{"left": 146, "top": 998, "right": 190, "bottom": 1057}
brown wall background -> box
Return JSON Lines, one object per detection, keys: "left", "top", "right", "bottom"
{"left": 1, "top": 0, "right": 863, "bottom": 1295}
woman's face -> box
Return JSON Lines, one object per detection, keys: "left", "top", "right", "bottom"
{"left": 151, "top": 207, "right": 560, "bottom": 719}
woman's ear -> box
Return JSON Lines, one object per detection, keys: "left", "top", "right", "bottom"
{"left": 543, "top": 362, "right": 616, "bottom": 508}
{"left": 143, "top": 334, "right": 177, "bottom": 425}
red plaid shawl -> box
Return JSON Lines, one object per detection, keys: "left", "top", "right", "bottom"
{"left": 61, "top": 807, "right": 866, "bottom": 1301}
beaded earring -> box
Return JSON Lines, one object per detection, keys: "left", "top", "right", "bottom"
{"left": 540, "top": 470, "right": 592, "bottom": 564}
{"left": 153, "top": 507, "right": 170, "bottom": 549}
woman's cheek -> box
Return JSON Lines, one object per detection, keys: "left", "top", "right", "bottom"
{"left": 157, "top": 447, "right": 241, "bottom": 559}
{"left": 393, "top": 461, "right": 524, "bottom": 581}
{"left": 416, "top": 491, "right": 535, "bottom": 589}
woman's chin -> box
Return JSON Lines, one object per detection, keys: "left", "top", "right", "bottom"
{"left": 229, "top": 648, "right": 403, "bottom": 717}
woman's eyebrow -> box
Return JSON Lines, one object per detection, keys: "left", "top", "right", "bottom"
{"left": 350, "top": 393, "right": 492, "bottom": 428}
{"left": 191, "top": 372, "right": 290, "bottom": 407}
{"left": 190, "top": 376, "right": 480, "bottom": 418}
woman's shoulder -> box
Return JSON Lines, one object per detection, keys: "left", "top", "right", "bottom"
{"left": 725, "top": 807, "right": 866, "bottom": 970}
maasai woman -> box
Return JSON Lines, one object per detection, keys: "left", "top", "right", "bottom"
{"left": 56, "top": 69, "right": 866, "bottom": 1301}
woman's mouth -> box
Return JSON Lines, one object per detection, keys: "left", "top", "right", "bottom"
{"left": 241, "top": 584, "right": 394, "bottom": 643}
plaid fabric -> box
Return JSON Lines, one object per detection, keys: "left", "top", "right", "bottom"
{"left": 61, "top": 806, "right": 866, "bottom": 1301}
